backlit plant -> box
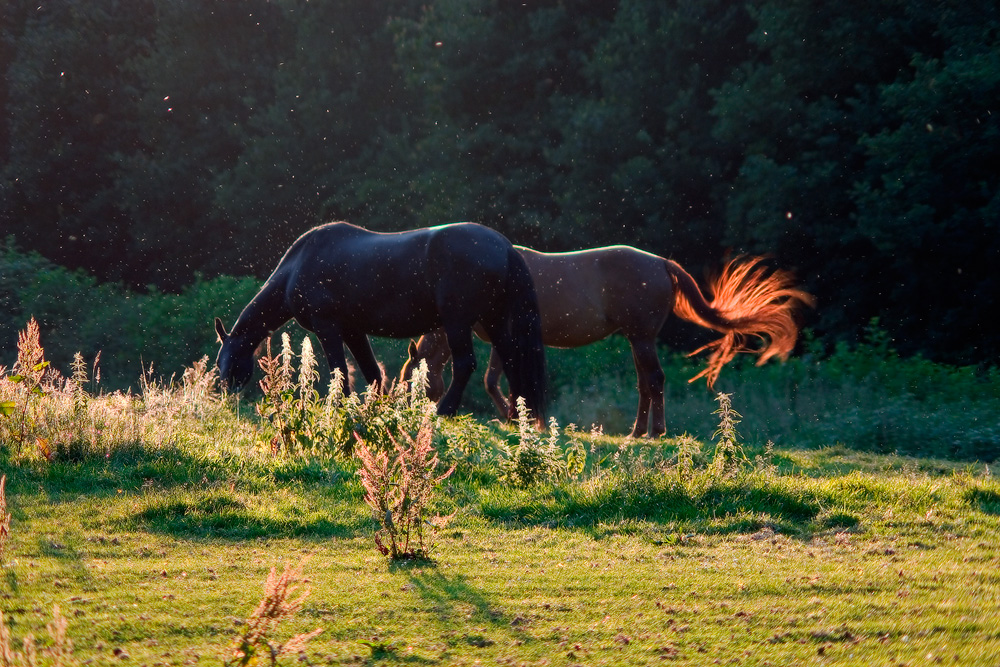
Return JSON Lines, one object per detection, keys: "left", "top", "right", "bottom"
{"left": 355, "top": 413, "right": 455, "bottom": 560}
{"left": 0, "top": 317, "right": 51, "bottom": 453}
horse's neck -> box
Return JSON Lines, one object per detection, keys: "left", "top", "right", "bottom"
{"left": 233, "top": 278, "right": 291, "bottom": 344}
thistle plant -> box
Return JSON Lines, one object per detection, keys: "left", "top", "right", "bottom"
{"left": 496, "top": 397, "right": 584, "bottom": 486}
{"left": 355, "top": 413, "right": 455, "bottom": 560}
{"left": 711, "top": 392, "right": 750, "bottom": 477}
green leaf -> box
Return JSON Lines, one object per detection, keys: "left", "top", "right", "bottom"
{"left": 0, "top": 400, "right": 15, "bottom": 416}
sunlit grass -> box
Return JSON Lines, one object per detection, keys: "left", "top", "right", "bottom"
{"left": 2, "top": 320, "right": 1000, "bottom": 664}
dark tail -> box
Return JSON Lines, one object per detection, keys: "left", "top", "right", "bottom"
{"left": 663, "top": 256, "right": 814, "bottom": 389}
{"left": 497, "top": 246, "right": 547, "bottom": 422}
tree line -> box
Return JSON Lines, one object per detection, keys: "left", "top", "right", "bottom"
{"left": 2, "top": 0, "right": 997, "bottom": 365}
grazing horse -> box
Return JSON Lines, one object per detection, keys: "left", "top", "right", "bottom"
{"left": 400, "top": 245, "right": 812, "bottom": 437}
{"left": 215, "top": 222, "right": 546, "bottom": 420}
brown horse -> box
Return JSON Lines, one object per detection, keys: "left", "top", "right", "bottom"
{"left": 400, "top": 245, "right": 812, "bottom": 437}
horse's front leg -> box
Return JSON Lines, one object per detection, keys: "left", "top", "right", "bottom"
{"left": 483, "top": 346, "right": 510, "bottom": 417}
{"left": 342, "top": 331, "right": 385, "bottom": 393}
{"left": 437, "top": 326, "right": 476, "bottom": 417}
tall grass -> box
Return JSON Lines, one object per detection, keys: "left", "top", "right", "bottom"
{"left": 545, "top": 326, "right": 1000, "bottom": 462}
{"left": 0, "top": 605, "right": 76, "bottom": 667}
{"left": 2, "top": 315, "right": 998, "bottom": 486}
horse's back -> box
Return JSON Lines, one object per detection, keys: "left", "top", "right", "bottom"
{"left": 295, "top": 221, "right": 510, "bottom": 268}
{"left": 280, "top": 221, "right": 519, "bottom": 337}
{"left": 516, "top": 244, "right": 674, "bottom": 345}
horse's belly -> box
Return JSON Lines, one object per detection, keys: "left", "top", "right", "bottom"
{"left": 296, "top": 283, "right": 442, "bottom": 339}
{"left": 343, "top": 299, "right": 442, "bottom": 338}
{"left": 540, "top": 308, "right": 618, "bottom": 348}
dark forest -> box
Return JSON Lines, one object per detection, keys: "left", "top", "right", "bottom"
{"left": 2, "top": 0, "right": 998, "bottom": 372}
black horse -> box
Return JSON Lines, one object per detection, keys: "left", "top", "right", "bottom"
{"left": 214, "top": 222, "right": 546, "bottom": 419}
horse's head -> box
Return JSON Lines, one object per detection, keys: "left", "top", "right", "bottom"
{"left": 399, "top": 336, "right": 447, "bottom": 402}
{"left": 214, "top": 317, "right": 255, "bottom": 393}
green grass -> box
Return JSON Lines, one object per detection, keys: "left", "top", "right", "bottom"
{"left": 3, "top": 326, "right": 1000, "bottom": 665}
{"left": 4, "top": 433, "right": 1000, "bottom": 666}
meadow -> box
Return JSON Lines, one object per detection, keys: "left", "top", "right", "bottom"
{"left": 2, "top": 319, "right": 1000, "bottom": 666}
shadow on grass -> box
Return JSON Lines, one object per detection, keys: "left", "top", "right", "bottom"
{"left": 965, "top": 486, "right": 1000, "bottom": 515}
{"left": 3, "top": 447, "right": 369, "bottom": 541}
{"left": 36, "top": 529, "right": 98, "bottom": 591}
{"left": 117, "top": 488, "right": 370, "bottom": 540}
{"left": 406, "top": 569, "right": 537, "bottom": 653}
{"left": 478, "top": 471, "right": 823, "bottom": 538}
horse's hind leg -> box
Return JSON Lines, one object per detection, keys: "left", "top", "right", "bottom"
{"left": 483, "top": 346, "right": 510, "bottom": 417}
{"left": 437, "top": 326, "right": 476, "bottom": 416}
{"left": 629, "top": 345, "right": 651, "bottom": 438}
{"left": 629, "top": 338, "right": 666, "bottom": 438}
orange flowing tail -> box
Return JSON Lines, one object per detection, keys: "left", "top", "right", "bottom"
{"left": 665, "top": 256, "right": 814, "bottom": 389}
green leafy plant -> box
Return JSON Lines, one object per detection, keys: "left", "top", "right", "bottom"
{"left": 496, "top": 397, "right": 586, "bottom": 486}
{"left": 326, "top": 364, "right": 436, "bottom": 460}
{"left": 674, "top": 433, "right": 704, "bottom": 484}
{"left": 710, "top": 392, "right": 752, "bottom": 478}
{"left": 355, "top": 413, "right": 455, "bottom": 560}
{"left": 255, "top": 334, "right": 323, "bottom": 455}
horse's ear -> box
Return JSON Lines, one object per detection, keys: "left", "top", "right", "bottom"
{"left": 407, "top": 339, "right": 418, "bottom": 359}
{"left": 214, "top": 317, "right": 229, "bottom": 342}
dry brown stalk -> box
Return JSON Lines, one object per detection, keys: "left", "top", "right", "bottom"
{"left": 356, "top": 414, "right": 455, "bottom": 559}
{"left": 0, "top": 605, "right": 77, "bottom": 667}
{"left": 226, "top": 558, "right": 323, "bottom": 666}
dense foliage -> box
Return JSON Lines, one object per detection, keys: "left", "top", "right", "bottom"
{"left": 0, "top": 242, "right": 261, "bottom": 386}
{"left": 2, "top": 0, "right": 997, "bottom": 363}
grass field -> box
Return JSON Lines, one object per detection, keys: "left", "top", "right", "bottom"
{"left": 4, "top": 425, "right": 1000, "bottom": 665}
{"left": 3, "top": 326, "right": 1000, "bottom": 666}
